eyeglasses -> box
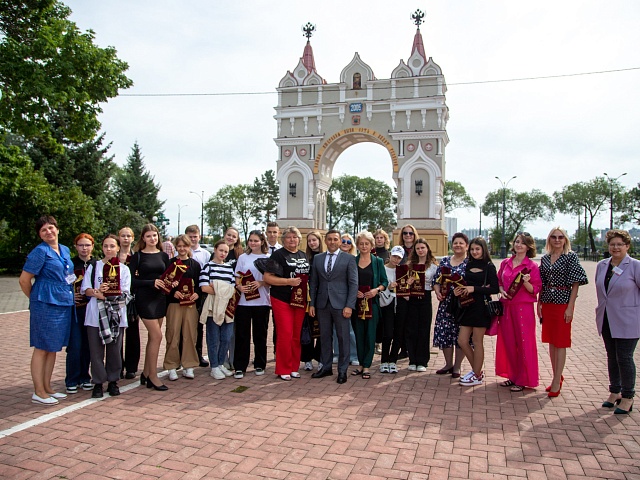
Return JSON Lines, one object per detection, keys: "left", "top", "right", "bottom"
{"left": 550, "top": 235, "right": 565, "bottom": 240}
{"left": 342, "top": 239, "right": 352, "bottom": 245}
{"left": 402, "top": 231, "right": 414, "bottom": 236}
{"left": 608, "top": 243, "right": 626, "bottom": 248}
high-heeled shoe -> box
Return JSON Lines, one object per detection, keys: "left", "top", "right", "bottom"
{"left": 614, "top": 399, "right": 634, "bottom": 415}
{"left": 146, "top": 379, "right": 168, "bottom": 391}
{"left": 435, "top": 366, "right": 454, "bottom": 375}
{"left": 545, "top": 375, "right": 564, "bottom": 392}
{"left": 602, "top": 393, "right": 622, "bottom": 408}
{"left": 140, "top": 373, "right": 147, "bottom": 386}
{"left": 548, "top": 383, "right": 562, "bottom": 398}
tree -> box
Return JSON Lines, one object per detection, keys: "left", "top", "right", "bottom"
{"left": 443, "top": 180, "right": 476, "bottom": 214}
{"left": 111, "top": 142, "right": 164, "bottom": 222}
{"left": 204, "top": 185, "right": 237, "bottom": 237}
{"left": 0, "top": 142, "right": 102, "bottom": 254}
{"left": 555, "top": 177, "right": 625, "bottom": 253}
{"left": 250, "top": 170, "right": 279, "bottom": 225}
{"left": 482, "top": 188, "right": 555, "bottom": 250}
{"left": 0, "top": 0, "right": 133, "bottom": 150}
{"left": 621, "top": 183, "right": 640, "bottom": 225}
{"left": 327, "top": 175, "right": 396, "bottom": 236}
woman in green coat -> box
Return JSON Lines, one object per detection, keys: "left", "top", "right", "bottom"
{"left": 351, "top": 230, "right": 389, "bottom": 379}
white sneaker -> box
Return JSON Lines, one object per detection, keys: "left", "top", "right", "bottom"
{"left": 210, "top": 367, "right": 225, "bottom": 380}
{"left": 416, "top": 365, "right": 427, "bottom": 372}
{"left": 233, "top": 370, "right": 244, "bottom": 379}
{"left": 350, "top": 360, "right": 360, "bottom": 366}
{"left": 182, "top": 368, "right": 194, "bottom": 379}
{"left": 168, "top": 369, "right": 179, "bottom": 381}
{"left": 408, "top": 364, "right": 417, "bottom": 371}
{"left": 460, "top": 373, "right": 483, "bottom": 386}
{"left": 317, "top": 362, "right": 324, "bottom": 372}
{"left": 255, "top": 368, "right": 265, "bottom": 376}
{"left": 32, "top": 393, "right": 58, "bottom": 406}
{"left": 219, "top": 365, "right": 233, "bottom": 377}
{"left": 66, "top": 385, "right": 78, "bottom": 394}
{"left": 380, "top": 363, "right": 390, "bottom": 373}
{"left": 388, "top": 363, "right": 398, "bottom": 374}
{"left": 460, "top": 370, "right": 475, "bottom": 382}
{"left": 304, "top": 362, "right": 313, "bottom": 371}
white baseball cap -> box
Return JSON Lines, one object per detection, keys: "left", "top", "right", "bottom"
{"left": 390, "top": 246, "right": 405, "bottom": 258}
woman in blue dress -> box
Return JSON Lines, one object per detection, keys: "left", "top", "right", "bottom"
{"left": 433, "top": 232, "right": 469, "bottom": 378}
{"left": 19, "top": 216, "right": 75, "bottom": 406}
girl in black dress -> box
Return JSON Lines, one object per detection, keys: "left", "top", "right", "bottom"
{"left": 453, "top": 237, "right": 499, "bottom": 387}
{"left": 129, "top": 224, "right": 172, "bottom": 391}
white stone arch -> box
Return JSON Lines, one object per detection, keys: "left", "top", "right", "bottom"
{"left": 391, "top": 60, "right": 412, "bottom": 79}
{"left": 397, "top": 142, "right": 442, "bottom": 220}
{"left": 339, "top": 53, "right": 376, "bottom": 84}
{"left": 276, "top": 148, "right": 313, "bottom": 219}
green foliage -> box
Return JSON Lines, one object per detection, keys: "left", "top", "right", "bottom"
{"left": 483, "top": 188, "right": 555, "bottom": 251}
{"left": 111, "top": 142, "right": 164, "bottom": 222}
{"left": 0, "top": 0, "right": 133, "bottom": 150}
{"left": 554, "top": 176, "right": 625, "bottom": 252}
{"left": 621, "top": 183, "right": 640, "bottom": 225}
{"left": 327, "top": 175, "right": 396, "bottom": 236}
{"left": 250, "top": 169, "right": 279, "bottom": 224}
{"left": 443, "top": 180, "right": 476, "bottom": 214}
{"left": 204, "top": 185, "right": 238, "bottom": 237}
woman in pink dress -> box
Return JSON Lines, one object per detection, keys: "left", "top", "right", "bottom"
{"left": 495, "top": 232, "right": 542, "bottom": 392}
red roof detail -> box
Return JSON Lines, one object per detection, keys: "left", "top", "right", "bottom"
{"left": 411, "top": 28, "right": 427, "bottom": 62}
{"left": 302, "top": 41, "right": 316, "bottom": 72}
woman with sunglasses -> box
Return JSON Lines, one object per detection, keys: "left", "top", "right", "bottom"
{"left": 399, "top": 224, "right": 418, "bottom": 264}
{"left": 338, "top": 233, "right": 359, "bottom": 366}
{"left": 234, "top": 230, "right": 271, "bottom": 378}
{"left": 539, "top": 227, "right": 588, "bottom": 397}
{"left": 495, "top": 233, "right": 542, "bottom": 392}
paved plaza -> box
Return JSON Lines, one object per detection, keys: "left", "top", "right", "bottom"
{"left": 0, "top": 260, "right": 639, "bottom": 479}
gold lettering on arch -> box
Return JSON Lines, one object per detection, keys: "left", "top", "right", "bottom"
{"left": 313, "top": 128, "right": 398, "bottom": 174}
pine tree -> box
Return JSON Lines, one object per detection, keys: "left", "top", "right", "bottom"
{"left": 112, "top": 142, "right": 164, "bottom": 222}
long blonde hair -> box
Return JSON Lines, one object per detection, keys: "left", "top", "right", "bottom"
{"left": 544, "top": 226, "right": 571, "bottom": 254}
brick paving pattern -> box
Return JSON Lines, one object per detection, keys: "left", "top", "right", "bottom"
{"left": 0, "top": 261, "right": 639, "bottom": 479}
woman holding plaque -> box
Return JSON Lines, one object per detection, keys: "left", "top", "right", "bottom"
{"left": 65, "top": 233, "right": 95, "bottom": 394}
{"left": 129, "top": 224, "right": 171, "bottom": 391}
{"left": 163, "top": 234, "right": 201, "bottom": 381}
{"left": 81, "top": 234, "right": 131, "bottom": 398}
{"left": 454, "top": 237, "right": 500, "bottom": 386}
{"left": 495, "top": 233, "right": 542, "bottom": 391}
{"left": 301, "top": 231, "right": 324, "bottom": 371}
{"left": 264, "top": 226, "right": 310, "bottom": 381}
{"left": 539, "top": 227, "right": 588, "bottom": 397}
{"left": 405, "top": 238, "right": 438, "bottom": 373}
{"left": 350, "top": 231, "right": 388, "bottom": 379}
{"left": 234, "top": 230, "right": 271, "bottom": 378}
{"left": 19, "top": 216, "right": 75, "bottom": 406}
{"left": 433, "top": 232, "right": 469, "bottom": 378}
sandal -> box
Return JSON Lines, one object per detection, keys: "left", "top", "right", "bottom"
{"left": 351, "top": 369, "right": 363, "bottom": 376}
{"left": 362, "top": 371, "right": 371, "bottom": 379}
{"left": 500, "top": 380, "right": 515, "bottom": 387}
{"left": 510, "top": 385, "right": 524, "bottom": 392}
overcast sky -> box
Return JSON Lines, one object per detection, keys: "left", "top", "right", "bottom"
{"left": 64, "top": 0, "right": 640, "bottom": 239}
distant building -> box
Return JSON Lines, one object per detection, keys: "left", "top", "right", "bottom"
{"left": 461, "top": 228, "right": 491, "bottom": 240}
{"left": 444, "top": 217, "right": 457, "bottom": 242}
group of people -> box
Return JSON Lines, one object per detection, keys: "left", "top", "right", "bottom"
{"left": 20, "top": 216, "right": 639, "bottom": 415}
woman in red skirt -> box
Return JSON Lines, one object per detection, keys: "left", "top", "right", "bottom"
{"left": 538, "top": 227, "right": 588, "bottom": 398}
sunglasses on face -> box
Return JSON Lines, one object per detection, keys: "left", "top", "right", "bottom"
{"left": 342, "top": 239, "right": 352, "bottom": 245}
{"left": 402, "top": 231, "right": 414, "bottom": 236}
{"left": 550, "top": 235, "right": 564, "bottom": 240}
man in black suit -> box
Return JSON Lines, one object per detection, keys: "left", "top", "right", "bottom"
{"left": 309, "top": 229, "right": 358, "bottom": 384}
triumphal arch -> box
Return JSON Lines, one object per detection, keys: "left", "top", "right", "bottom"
{"left": 274, "top": 11, "right": 450, "bottom": 254}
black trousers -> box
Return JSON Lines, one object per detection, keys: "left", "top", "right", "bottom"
{"left": 234, "top": 305, "right": 270, "bottom": 372}
{"left": 380, "top": 303, "right": 395, "bottom": 363}
{"left": 405, "top": 293, "right": 433, "bottom": 367}
{"left": 120, "top": 315, "right": 140, "bottom": 374}
{"left": 389, "top": 298, "right": 409, "bottom": 363}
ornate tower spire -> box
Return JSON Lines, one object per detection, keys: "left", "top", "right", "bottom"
{"left": 410, "top": 9, "right": 426, "bottom": 62}
{"left": 301, "top": 22, "right": 317, "bottom": 73}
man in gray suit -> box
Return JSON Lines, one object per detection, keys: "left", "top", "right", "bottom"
{"left": 309, "top": 229, "right": 358, "bottom": 384}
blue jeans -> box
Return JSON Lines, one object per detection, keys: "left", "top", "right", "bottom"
{"left": 602, "top": 316, "right": 638, "bottom": 398}
{"left": 206, "top": 317, "right": 233, "bottom": 368}
{"left": 65, "top": 306, "right": 91, "bottom": 387}
{"left": 333, "top": 323, "right": 358, "bottom": 362}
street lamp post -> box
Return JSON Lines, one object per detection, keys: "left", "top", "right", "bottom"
{"left": 189, "top": 190, "right": 204, "bottom": 236}
{"left": 603, "top": 172, "right": 627, "bottom": 230}
{"left": 495, "top": 176, "right": 517, "bottom": 259}
{"left": 177, "top": 204, "right": 188, "bottom": 235}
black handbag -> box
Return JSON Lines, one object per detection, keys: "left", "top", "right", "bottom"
{"left": 300, "top": 316, "right": 312, "bottom": 345}
{"left": 482, "top": 262, "right": 503, "bottom": 317}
